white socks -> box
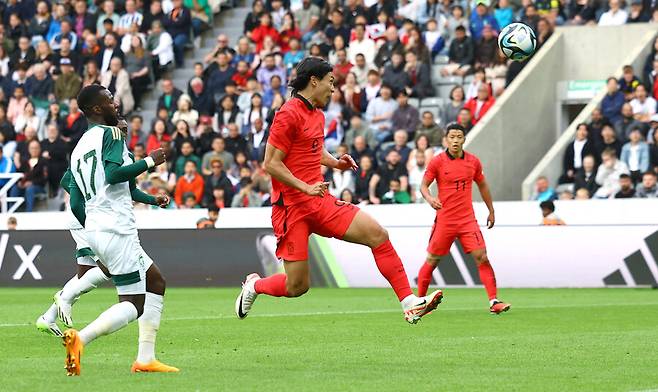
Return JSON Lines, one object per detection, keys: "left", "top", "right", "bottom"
{"left": 79, "top": 301, "right": 138, "bottom": 345}
{"left": 400, "top": 294, "right": 419, "bottom": 310}
{"left": 61, "top": 265, "right": 110, "bottom": 303}
{"left": 137, "top": 293, "right": 164, "bottom": 364}
{"left": 43, "top": 303, "right": 59, "bottom": 324}
{"left": 489, "top": 298, "right": 499, "bottom": 307}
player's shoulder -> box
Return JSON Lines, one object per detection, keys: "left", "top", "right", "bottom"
{"left": 463, "top": 151, "right": 482, "bottom": 165}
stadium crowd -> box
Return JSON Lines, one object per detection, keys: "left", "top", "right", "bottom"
{"left": 0, "top": 0, "right": 657, "bottom": 212}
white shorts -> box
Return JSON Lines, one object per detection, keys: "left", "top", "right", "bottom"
{"left": 85, "top": 231, "right": 154, "bottom": 295}
{"left": 69, "top": 229, "right": 99, "bottom": 267}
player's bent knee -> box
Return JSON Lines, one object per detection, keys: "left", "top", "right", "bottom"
{"left": 427, "top": 255, "right": 441, "bottom": 265}
{"left": 371, "top": 226, "right": 389, "bottom": 247}
{"left": 286, "top": 280, "right": 310, "bottom": 297}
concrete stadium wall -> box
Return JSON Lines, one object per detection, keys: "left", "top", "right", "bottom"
{"left": 465, "top": 24, "right": 657, "bottom": 201}
{"left": 522, "top": 26, "right": 657, "bottom": 199}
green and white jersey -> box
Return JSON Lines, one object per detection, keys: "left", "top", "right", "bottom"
{"left": 70, "top": 123, "right": 137, "bottom": 235}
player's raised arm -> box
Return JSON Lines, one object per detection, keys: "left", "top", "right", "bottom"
{"left": 104, "top": 147, "right": 166, "bottom": 185}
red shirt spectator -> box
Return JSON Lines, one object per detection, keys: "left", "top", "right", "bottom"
{"left": 279, "top": 13, "right": 301, "bottom": 53}
{"left": 231, "top": 61, "right": 253, "bottom": 88}
{"left": 146, "top": 119, "right": 172, "bottom": 154}
{"left": 463, "top": 84, "right": 496, "bottom": 125}
{"left": 175, "top": 160, "right": 205, "bottom": 206}
{"left": 251, "top": 13, "right": 279, "bottom": 52}
{"left": 332, "top": 49, "right": 353, "bottom": 88}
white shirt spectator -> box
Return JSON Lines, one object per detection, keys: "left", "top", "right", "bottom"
{"left": 100, "top": 48, "right": 114, "bottom": 73}
{"left": 598, "top": 8, "right": 628, "bottom": 26}
{"left": 120, "top": 33, "right": 147, "bottom": 54}
{"left": 118, "top": 12, "right": 144, "bottom": 31}
{"left": 573, "top": 138, "right": 586, "bottom": 169}
{"left": 348, "top": 37, "right": 377, "bottom": 65}
{"left": 365, "top": 96, "right": 399, "bottom": 132}
{"left": 151, "top": 31, "right": 174, "bottom": 66}
{"left": 628, "top": 144, "right": 640, "bottom": 171}
{"left": 351, "top": 63, "right": 377, "bottom": 87}
{"left": 397, "top": 0, "right": 422, "bottom": 22}
{"left": 329, "top": 169, "right": 355, "bottom": 197}
{"left": 594, "top": 159, "right": 630, "bottom": 198}
{"left": 408, "top": 164, "right": 426, "bottom": 202}
{"left": 364, "top": 82, "right": 381, "bottom": 101}
{"left": 630, "top": 96, "right": 657, "bottom": 118}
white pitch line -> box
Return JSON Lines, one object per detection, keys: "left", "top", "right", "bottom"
{"left": 4, "top": 301, "right": 658, "bottom": 328}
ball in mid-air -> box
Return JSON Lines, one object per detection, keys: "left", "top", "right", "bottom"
{"left": 498, "top": 22, "right": 537, "bottom": 62}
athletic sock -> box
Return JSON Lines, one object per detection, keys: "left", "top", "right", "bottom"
{"left": 254, "top": 273, "right": 290, "bottom": 297}
{"left": 79, "top": 301, "right": 138, "bottom": 345}
{"left": 60, "top": 265, "right": 110, "bottom": 303}
{"left": 372, "top": 240, "right": 413, "bottom": 301}
{"left": 478, "top": 262, "right": 498, "bottom": 301}
{"left": 417, "top": 262, "right": 436, "bottom": 297}
{"left": 43, "top": 303, "right": 58, "bottom": 324}
{"left": 137, "top": 293, "right": 163, "bottom": 364}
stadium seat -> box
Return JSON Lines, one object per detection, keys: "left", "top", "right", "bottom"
{"left": 420, "top": 106, "right": 440, "bottom": 120}
{"left": 463, "top": 75, "right": 475, "bottom": 85}
{"left": 408, "top": 98, "right": 420, "bottom": 108}
{"left": 437, "top": 84, "right": 457, "bottom": 99}
{"left": 420, "top": 97, "right": 444, "bottom": 108}
{"left": 435, "top": 75, "right": 462, "bottom": 86}
{"left": 435, "top": 55, "right": 449, "bottom": 65}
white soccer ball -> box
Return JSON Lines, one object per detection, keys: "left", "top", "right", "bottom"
{"left": 498, "top": 22, "right": 537, "bottom": 62}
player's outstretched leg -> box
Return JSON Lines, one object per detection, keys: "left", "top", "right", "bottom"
{"left": 471, "top": 249, "right": 510, "bottom": 314}
{"left": 342, "top": 211, "right": 443, "bottom": 324}
{"left": 54, "top": 263, "right": 111, "bottom": 327}
{"left": 131, "top": 263, "right": 179, "bottom": 373}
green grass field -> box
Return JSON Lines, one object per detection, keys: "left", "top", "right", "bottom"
{"left": 1, "top": 287, "right": 657, "bottom": 391}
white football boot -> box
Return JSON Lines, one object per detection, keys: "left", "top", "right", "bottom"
{"left": 235, "top": 273, "right": 261, "bottom": 319}
{"left": 403, "top": 290, "right": 444, "bottom": 324}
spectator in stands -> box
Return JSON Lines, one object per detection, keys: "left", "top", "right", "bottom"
{"left": 295, "top": 0, "right": 321, "bottom": 43}
{"left": 374, "top": 25, "right": 403, "bottom": 69}
{"left": 202, "top": 136, "right": 234, "bottom": 175}
{"left": 630, "top": 84, "right": 657, "bottom": 123}
{"left": 251, "top": 12, "right": 279, "bottom": 53}
{"left": 7, "top": 86, "right": 27, "bottom": 125}
{"left": 381, "top": 178, "right": 411, "bottom": 204}
{"left": 186, "top": 0, "right": 211, "bottom": 37}
{"left": 30, "top": 1, "right": 52, "bottom": 43}
{"left": 203, "top": 157, "right": 233, "bottom": 207}
{"left": 216, "top": 94, "right": 241, "bottom": 132}
{"left": 233, "top": 37, "right": 257, "bottom": 70}
{"left": 648, "top": 58, "right": 658, "bottom": 100}
{"left": 246, "top": 117, "right": 268, "bottom": 163}
{"left": 619, "top": 65, "right": 641, "bottom": 100}
{"left": 345, "top": 115, "right": 376, "bottom": 152}
{"left": 10, "top": 139, "right": 47, "bottom": 212}
{"left": 97, "top": 33, "right": 124, "bottom": 74}
{"left": 628, "top": 0, "right": 651, "bottom": 22}
{"left": 164, "top": 0, "right": 192, "bottom": 68}
{"left": 614, "top": 173, "right": 636, "bottom": 198}
{"left": 348, "top": 24, "right": 376, "bottom": 65}
{"left": 446, "top": 5, "right": 470, "bottom": 42}
{"left": 189, "top": 77, "right": 214, "bottom": 119}
{"left": 441, "top": 26, "right": 473, "bottom": 77}
{"left": 598, "top": 0, "right": 628, "bottom": 25}
{"left": 568, "top": 0, "right": 597, "bottom": 25}
{"left": 463, "top": 84, "right": 495, "bottom": 125}
{"left": 195, "top": 122, "right": 216, "bottom": 156}
{"left": 171, "top": 119, "right": 195, "bottom": 156}
{"left": 404, "top": 51, "right": 433, "bottom": 99}
{"left": 341, "top": 72, "right": 363, "bottom": 114}
{"left": 174, "top": 140, "right": 202, "bottom": 178}
{"left": 53, "top": 58, "right": 82, "bottom": 104}
{"left": 620, "top": 128, "right": 651, "bottom": 183}
{"left": 540, "top": 201, "right": 565, "bottom": 225}
{"left": 82, "top": 59, "right": 101, "bottom": 87}
{"left": 243, "top": 0, "right": 265, "bottom": 39}
{"left": 225, "top": 123, "right": 247, "bottom": 157}
{"left": 147, "top": 20, "right": 174, "bottom": 81}
{"left": 124, "top": 36, "right": 151, "bottom": 111}
{"left": 172, "top": 95, "right": 199, "bottom": 130}
{"left": 325, "top": 9, "right": 350, "bottom": 44}
{"left": 283, "top": 37, "right": 304, "bottom": 71}
{"left": 440, "top": 85, "right": 466, "bottom": 126}
{"left": 10, "top": 36, "right": 35, "bottom": 71}
{"left": 14, "top": 102, "right": 40, "bottom": 140}
{"left": 24, "top": 64, "right": 53, "bottom": 115}
{"left": 594, "top": 148, "right": 630, "bottom": 198}
{"left": 382, "top": 52, "right": 409, "bottom": 96}
{"left": 40, "top": 124, "right": 67, "bottom": 194}
{"left": 474, "top": 25, "right": 498, "bottom": 70}
{"left": 279, "top": 12, "right": 302, "bottom": 54}
{"left": 128, "top": 115, "right": 146, "bottom": 150}
{"left": 60, "top": 99, "right": 87, "bottom": 149}
{"left": 465, "top": 67, "right": 487, "bottom": 100}
{"left": 470, "top": 0, "right": 499, "bottom": 40}
{"left": 369, "top": 149, "right": 408, "bottom": 204}
{"left": 597, "top": 124, "right": 623, "bottom": 158}
{"left": 560, "top": 123, "right": 596, "bottom": 184}
{"left": 232, "top": 60, "right": 253, "bottom": 91}
{"left": 424, "top": 18, "right": 446, "bottom": 61}
{"left": 142, "top": 0, "right": 166, "bottom": 35}
{"left": 384, "top": 130, "right": 412, "bottom": 166}
{"left": 207, "top": 52, "right": 236, "bottom": 102}
{"left": 457, "top": 108, "right": 474, "bottom": 133}
{"left": 365, "top": 84, "right": 398, "bottom": 143}
{"left": 520, "top": 4, "right": 540, "bottom": 31}
{"left": 354, "top": 154, "right": 375, "bottom": 203}
{"left": 236, "top": 77, "right": 261, "bottom": 113}
{"left": 232, "top": 177, "right": 262, "bottom": 207}
{"left": 635, "top": 171, "right": 658, "bottom": 197}
{"left": 574, "top": 155, "right": 599, "bottom": 196}
{"left": 391, "top": 90, "right": 420, "bottom": 136}
{"left": 494, "top": 0, "right": 514, "bottom": 28}
{"left": 332, "top": 49, "right": 352, "bottom": 87}
{"left": 575, "top": 188, "right": 591, "bottom": 200}
{"left": 101, "top": 57, "right": 134, "bottom": 114}
{"left": 175, "top": 160, "right": 204, "bottom": 207}
{"left": 601, "top": 77, "right": 625, "bottom": 125}
{"left": 531, "top": 176, "right": 557, "bottom": 201}
{"left": 157, "top": 79, "right": 183, "bottom": 118}
{"left": 615, "top": 103, "right": 647, "bottom": 142}
{"left": 96, "top": 0, "right": 120, "bottom": 37}
{"left": 404, "top": 27, "right": 431, "bottom": 65}
{"left": 257, "top": 54, "right": 286, "bottom": 92}
{"left": 241, "top": 93, "right": 268, "bottom": 135}
{"left": 415, "top": 111, "right": 442, "bottom": 147}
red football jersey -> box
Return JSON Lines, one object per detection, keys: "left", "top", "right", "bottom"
{"left": 423, "top": 150, "right": 485, "bottom": 225}
{"left": 267, "top": 95, "right": 326, "bottom": 206}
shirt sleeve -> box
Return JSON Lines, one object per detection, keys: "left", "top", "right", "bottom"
{"left": 423, "top": 157, "right": 439, "bottom": 184}
{"left": 102, "top": 126, "right": 125, "bottom": 166}
{"left": 267, "top": 109, "right": 296, "bottom": 155}
{"left": 473, "top": 157, "right": 485, "bottom": 184}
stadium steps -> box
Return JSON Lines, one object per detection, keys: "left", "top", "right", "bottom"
{"left": 137, "top": 0, "right": 250, "bottom": 128}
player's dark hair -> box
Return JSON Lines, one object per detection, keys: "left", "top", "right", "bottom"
{"left": 445, "top": 122, "right": 466, "bottom": 135}
{"left": 289, "top": 57, "right": 333, "bottom": 94}
{"left": 539, "top": 201, "right": 555, "bottom": 212}
{"left": 77, "top": 84, "right": 106, "bottom": 116}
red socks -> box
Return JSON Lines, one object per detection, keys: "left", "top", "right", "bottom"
{"left": 254, "top": 273, "right": 290, "bottom": 297}
{"left": 478, "top": 262, "right": 497, "bottom": 300}
{"left": 372, "top": 241, "right": 413, "bottom": 301}
{"left": 417, "top": 262, "right": 435, "bottom": 297}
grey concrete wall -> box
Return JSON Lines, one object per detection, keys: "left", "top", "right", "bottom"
{"left": 522, "top": 25, "right": 657, "bottom": 200}
{"left": 466, "top": 24, "right": 657, "bottom": 201}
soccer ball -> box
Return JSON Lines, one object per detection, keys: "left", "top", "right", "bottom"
{"left": 498, "top": 22, "right": 537, "bottom": 62}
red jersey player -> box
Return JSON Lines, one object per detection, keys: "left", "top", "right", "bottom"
{"left": 417, "top": 123, "right": 511, "bottom": 314}
{"left": 235, "top": 57, "right": 443, "bottom": 324}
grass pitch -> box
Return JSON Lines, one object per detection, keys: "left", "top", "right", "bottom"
{"left": 1, "top": 287, "right": 657, "bottom": 391}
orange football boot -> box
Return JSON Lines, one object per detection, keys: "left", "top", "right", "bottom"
{"left": 490, "top": 301, "right": 511, "bottom": 314}
{"left": 62, "top": 329, "right": 83, "bottom": 376}
{"left": 131, "top": 360, "right": 180, "bottom": 373}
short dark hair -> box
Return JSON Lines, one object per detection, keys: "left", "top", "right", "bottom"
{"left": 289, "top": 57, "right": 333, "bottom": 93}
{"left": 643, "top": 171, "right": 657, "bottom": 178}
{"left": 446, "top": 122, "right": 466, "bottom": 134}
{"left": 77, "top": 84, "right": 106, "bottom": 115}
{"left": 606, "top": 76, "right": 617, "bottom": 83}
{"left": 208, "top": 205, "right": 220, "bottom": 213}
{"left": 539, "top": 201, "right": 555, "bottom": 212}
{"left": 619, "top": 173, "right": 631, "bottom": 180}
{"left": 455, "top": 25, "right": 466, "bottom": 33}
{"left": 130, "top": 114, "right": 143, "bottom": 122}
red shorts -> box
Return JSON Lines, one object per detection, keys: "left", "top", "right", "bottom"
{"left": 272, "top": 193, "right": 360, "bottom": 261}
{"left": 427, "top": 220, "right": 486, "bottom": 256}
